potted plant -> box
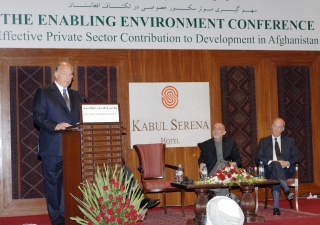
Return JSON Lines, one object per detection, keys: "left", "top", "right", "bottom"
{"left": 70, "top": 164, "right": 147, "bottom": 225}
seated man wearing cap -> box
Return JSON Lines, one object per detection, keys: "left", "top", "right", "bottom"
{"left": 198, "top": 123, "right": 242, "bottom": 197}
{"left": 205, "top": 196, "right": 244, "bottom": 225}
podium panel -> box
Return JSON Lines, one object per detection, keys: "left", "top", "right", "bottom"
{"left": 62, "top": 130, "right": 82, "bottom": 225}
{"left": 62, "top": 122, "right": 124, "bottom": 225}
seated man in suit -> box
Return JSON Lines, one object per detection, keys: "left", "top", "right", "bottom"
{"left": 198, "top": 123, "right": 242, "bottom": 197}
{"left": 256, "top": 118, "right": 300, "bottom": 216}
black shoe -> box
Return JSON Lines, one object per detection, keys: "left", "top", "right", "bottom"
{"left": 285, "top": 190, "right": 294, "bottom": 200}
{"left": 140, "top": 197, "right": 149, "bottom": 208}
{"left": 140, "top": 196, "right": 160, "bottom": 209}
{"left": 147, "top": 198, "right": 160, "bottom": 209}
{"left": 273, "top": 208, "right": 281, "bottom": 216}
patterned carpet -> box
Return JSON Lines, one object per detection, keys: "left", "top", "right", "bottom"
{"left": 220, "top": 66, "right": 257, "bottom": 168}
{"left": 259, "top": 198, "right": 320, "bottom": 215}
{"left": 0, "top": 199, "right": 319, "bottom": 225}
{"left": 143, "top": 206, "right": 194, "bottom": 225}
{"left": 143, "top": 198, "right": 320, "bottom": 225}
{"left": 277, "top": 66, "right": 313, "bottom": 184}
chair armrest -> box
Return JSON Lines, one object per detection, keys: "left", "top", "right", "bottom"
{"left": 254, "top": 164, "right": 298, "bottom": 179}
{"left": 165, "top": 163, "right": 179, "bottom": 170}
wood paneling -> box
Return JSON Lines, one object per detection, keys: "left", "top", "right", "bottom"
{"left": 310, "top": 56, "right": 320, "bottom": 185}
{"left": 0, "top": 57, "right": 13, "bottom": 210}
{"left": 1, "top": 49, "right": 320, "bottom": 210}
{"left": 0, "top": 198, "right": 47, "bottom": 217}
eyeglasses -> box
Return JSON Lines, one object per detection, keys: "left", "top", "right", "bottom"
{"left": 272, "top": 124, "right": 284, "bottom": 129}
{"left": 58, "top": 71, "right": 73, "bottom": 77}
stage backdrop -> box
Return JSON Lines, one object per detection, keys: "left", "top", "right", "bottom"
{"left": 129, "top": 82, "right": 211, "bottom": 147}
{"left": 0, "top": 0, "right": 319, "bottom": 50}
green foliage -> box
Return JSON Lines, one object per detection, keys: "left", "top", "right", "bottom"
{"left": 70, "top": 164, "right": 147, "bottom": 225}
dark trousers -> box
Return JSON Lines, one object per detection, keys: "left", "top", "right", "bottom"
{"left": 41, "top": 156, "right": 64, "bottom": 225}
{"left": 123, "top": 164, "right": 135, "bottom": 186}
{"left": 266, "top": 161, "right": 289, "bottom": 192}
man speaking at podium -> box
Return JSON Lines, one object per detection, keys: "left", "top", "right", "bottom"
{"left": 33, "top": 62, "right": 159, "bottom": 224}
{"left": 33, "top": 62, "right": 82, "bottom": 225}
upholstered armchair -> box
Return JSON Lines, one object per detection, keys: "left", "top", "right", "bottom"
{"left": 254, "top": 164, "right": 299, "bottom": 212}
{"left": 133, "top": 143, "right": 185, "bottom": 216}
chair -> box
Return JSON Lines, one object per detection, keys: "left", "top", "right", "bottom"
{"left": 254, "top": 164, "right": 299, "bottom": 212}
{"left": 133, "top": 143, "right": 185, "bottom": 216}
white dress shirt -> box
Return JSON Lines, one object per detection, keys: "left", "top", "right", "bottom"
{"left": 55, "top": 81, "right": 69, "bottom": 98}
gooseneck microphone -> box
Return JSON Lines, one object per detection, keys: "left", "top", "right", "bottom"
{"left": 83, "top": 96, "right": 91, "bottom": 103}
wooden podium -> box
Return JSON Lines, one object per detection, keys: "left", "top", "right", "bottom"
{"left": 62, "top": 104, "right": 124, "bottom": 225}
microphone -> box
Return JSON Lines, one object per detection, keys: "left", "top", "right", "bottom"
{"left": 83, "top": 96, "right": 91, "bottom": 103}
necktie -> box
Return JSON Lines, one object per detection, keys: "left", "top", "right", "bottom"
{"left": 63, "top": 88, "right": 71, "bottom": 112}
{"left": 274, "top": 138, "right": 283, "bottom": 160}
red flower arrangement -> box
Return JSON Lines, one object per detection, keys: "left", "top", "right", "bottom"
{"left": 71, "top": 164, "right": 147, "bottom": 225}
{"left": 196, "top": 163, "right": 257, "bottom": 187}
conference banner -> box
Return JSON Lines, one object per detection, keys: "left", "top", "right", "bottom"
{"left": 129, "top": 82, "right": 211, "bottom": 147}
{"left": 0, "top": 0, "right": 319, "bottom": 50}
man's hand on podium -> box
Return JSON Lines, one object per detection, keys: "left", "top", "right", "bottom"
{"left": 55, "top": 122, "right": 72, "bottom": 130}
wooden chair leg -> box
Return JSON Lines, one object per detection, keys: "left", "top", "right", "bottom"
{"left": 181, "top": 190, "right": 185, "bottom": 217}
{"left": 289, "top": 199, "right": 293, "bottom": 209}
{"left": 295, "top": 186, "right": 299, "bottom": 211}
{"left": 163, "top": 192, "right": 167, "bottom": 214}
{"left": 288, "top": 186, "right": 299, "bottom": 211}
{"left": 255, "top": 187, "right": 259, "bottom": 213}
{"left": 264, "top": 186, "right": 268, "bottom": 209}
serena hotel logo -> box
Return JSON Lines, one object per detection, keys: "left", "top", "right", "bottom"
{"left": 129, "top": 82, "right": 211, "bottom": 147}
{"left": 162, "top": 86, "right": 179, "bottom": 109}
{"left": 131, "top": 84, "right": 209, "bottom": 131}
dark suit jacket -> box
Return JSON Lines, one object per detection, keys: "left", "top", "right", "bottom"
{"left": 198, "top": 137, "right": 242, "bottom": 173}
{"left": 256, "top": 135, "right": 300, "bottom": 179}
{"left": 33, "top": 82, "right": 82, "bottom": 156}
